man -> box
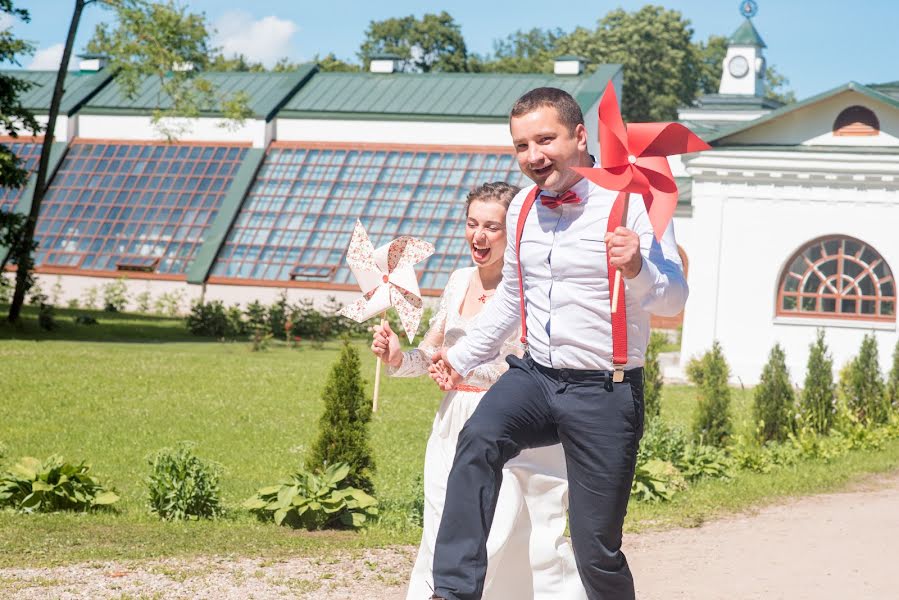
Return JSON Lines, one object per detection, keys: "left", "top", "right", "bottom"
{"left": 428, "top": 87, "right": 688, "bottom": 600}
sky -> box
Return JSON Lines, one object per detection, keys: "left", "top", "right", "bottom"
{"left": 5, "top": 1, "right": 898, "bottom": 100}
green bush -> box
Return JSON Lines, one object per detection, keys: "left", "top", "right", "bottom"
{"left": 37, "top": 299, "right": 56, "bottom": 331}
{"left": 306, "top": 340, "right": 376, "bottom": 494}
{"left": 146, "top": 443, "right": 223, "bottom": 521}
{"left": 135, "top": 290, "right": 152, "bottom": 313}
{"left": 243, "top": 462, "right": 378, "bottom": 530}
{"left": 800, "top": 330, "right": 836, "bottom": 434}
{"left": 643, "top": 331, "right": 666, "bottom": 424}
{"left": 887, "top": 338, "right": 899, "bottom": 412}
{"left": 687, "top": 341, "right": 732, "bottom": 447}
{"left": 638, "top": 419, "right": 688, "bottom": 464}
{"left": 0, "top": 455, "right": 119, "bottom": 513}
{"left": 631, "top": 458, "right": 685, "bottom": 503}
{"left": 677, "top": 443, "right": 732, "bottom": 482}
{"left": 102, "top": 278, "right": 129, "bottom": 312}
{"left": 840, "top": 333, "right": 888, "bottom": 425}
{"left": 752, "top": 344, "right": 796, "bottom": 443}
{"left": 186, "top": 300, "right": 244, "bottom": 339}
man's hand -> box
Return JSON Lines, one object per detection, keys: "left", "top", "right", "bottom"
{"left": 605, "top": 226, "right": 642, "bottom": 279}
{"left": 430, "top": 348, "right": 463, "bottom": 392}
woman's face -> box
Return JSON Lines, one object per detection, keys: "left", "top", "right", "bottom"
{"left": 465, "top": 199, "right": 507, "bottom": 269}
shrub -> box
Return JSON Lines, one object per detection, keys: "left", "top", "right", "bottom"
{"left": 37, "top": 299, "right": 56, "bottom": 331}
{"left": 146, "top": 443, "right": 223, "bottom": 521}
{"left": 800, "top": 329, "right": 836, "bottom": 434}
{"left": 0, "top": 455, "right": 119, "bottom": 513}
{"left": 186, "top": 300, "right": 244, "bottom": 339}
{"left": 687, "top": 341, "right": 732, "bottom": 447}
{"left": 135, "top": 290, "right": 152, "bottom": 313}
{"left": 73, "top": 314, "right": 98, "bottom": 325}
{"left": 643, "top": 331, "right": 666, "bottom": 424}
{"left": 887, "top": 338, "right": 899, "bottom": 412}
{"left": 631, "top": 458, "right": 685, "bottom": 503}
{"left": 243, "top": 462, "right": 378, "bottom": 530}
{"left": 153, "top": 290, "right": 186, "bottom": 317}
{"left": 840, "top": 333, "right": 888, "bottom": 424}
{"left": 307, "top": 340, "right": 376, "bottom": 493}
{"left": 677, "top": 443, "right": 732, "bottom": 482}
{"left": 26, "top": 279, "right": 44, "bottom": 305}
{"left": 82, "top": 285, "right": 100, "bottom": 310}
{"left": 752, "top": 344, "right": 796, "bottom": 443}
{"left": 66, "top": 298, "right": 80, "bottom": 309}
{"left": 638, "top": 419, "right": 688, "bottom": 464}
{"left": 102, "top": 278, "right": 129, "bottom": 312}
{"left": 50, "top": 277, "right": 64, "bottom": 305}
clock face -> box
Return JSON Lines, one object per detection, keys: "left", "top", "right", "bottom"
{"left": 728, "top": 55, "right": 750, "bottom": 78}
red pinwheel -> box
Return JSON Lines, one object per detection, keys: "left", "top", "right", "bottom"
{"left": 572, "top": 84, "right": 710, "bottom": 241}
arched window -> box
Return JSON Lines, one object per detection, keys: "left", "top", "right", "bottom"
{"left": 778, "top": 236, "right": 895, "bottom": 322}
{"left": 833, "top": 106, "right": 880, "bottom": 136}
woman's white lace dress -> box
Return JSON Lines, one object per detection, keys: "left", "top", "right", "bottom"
{"left": 390, "top": 267, "right": 586, "bottom": 599}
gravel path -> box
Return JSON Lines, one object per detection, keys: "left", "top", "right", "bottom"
{"left": 3, "top": 472, "right": 898, "bottom": 599}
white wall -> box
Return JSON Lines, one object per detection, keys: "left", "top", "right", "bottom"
{"left": 275, "top": 118, "right": 512, "bottom": 148}
{"left": 680, "top": 151, "right": 899, "bottom": 385}
{"left": 0, "top": 115, "right": 68, "bottom": 141}
{"left": 28, "top": 273, "right": 203, "bottom": 315}
{"left": 77, "top": 115, "right": 268, "bottom": 147}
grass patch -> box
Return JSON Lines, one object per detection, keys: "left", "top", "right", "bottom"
{"left": 1, "top": 310, "right": 898, "bottom": 566}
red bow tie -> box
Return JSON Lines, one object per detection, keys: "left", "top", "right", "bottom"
{"left": 540, "top": 189, "right": 581, "bottom": 209}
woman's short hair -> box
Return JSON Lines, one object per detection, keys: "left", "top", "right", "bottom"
{"left": 465, "top": 181, "right": 520, "bottom": 215}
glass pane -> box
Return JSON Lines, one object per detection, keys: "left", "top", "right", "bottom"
{"left": 882, "top": 301, "right": 895, "bottom": 316}
{"left": 840, "top": 299, "right": 856, "bottom": 314}
{"left": 803, "top": 273, "right": 820, "bottom": 294}
{"left": 821, "top": 297, "right": 836, "bottom": 312}
{"left": 801, "top": 297, "right": 816, "bottom": 312}
{"left": 860, "top": 300, "right": 876, "bottom": 315}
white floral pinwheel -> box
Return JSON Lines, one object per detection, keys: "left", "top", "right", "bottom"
{"left": 338, "top": 220, "right": 435, "bottom": 342}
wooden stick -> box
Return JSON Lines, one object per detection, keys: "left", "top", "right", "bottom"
{"left": 372, "top": 313, "right": 386, "bottom": 413}
{"left": 611, "top": 194, "right": 630, "bottom": 314}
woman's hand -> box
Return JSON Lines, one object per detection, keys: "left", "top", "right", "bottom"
{"left": 371, "top": 319, "right": 403, "bottom": 369}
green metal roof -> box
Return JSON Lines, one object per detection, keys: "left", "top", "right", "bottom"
{"left": 81, "top": 66, "right": 316, "bottom": 120}
{"left": 708, "top": 81, "right": 899, "bottom": 145}
{"left": 869, "top": 81, "right": 899, "bottom": 102}
{"left": 729, "top": 18, "right": 766, "bottom": 48}
{"left": 0, "top": 70, "right": 114, "bottom": 115}
{"left": 278, "top": 64, "right": 622, "bottom": 122}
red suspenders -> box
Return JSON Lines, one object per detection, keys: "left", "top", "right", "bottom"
{"left": 515, "top": 187, "right": 629, "bottom": 381}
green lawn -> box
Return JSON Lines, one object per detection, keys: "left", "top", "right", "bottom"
{"left": 2, "top": 305, "right": 898, "bottom": 567}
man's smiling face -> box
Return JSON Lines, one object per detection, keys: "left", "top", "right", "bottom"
{"left": 510, "top": 105, "right": 588, "bottom": 193}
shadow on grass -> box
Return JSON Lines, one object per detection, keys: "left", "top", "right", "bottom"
{"left": 0, "top": 304, "right": 208, "bottom": 344}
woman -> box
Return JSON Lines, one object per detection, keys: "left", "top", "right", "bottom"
{"left": 371, "top": 182, "right": 586, "bottom": 599}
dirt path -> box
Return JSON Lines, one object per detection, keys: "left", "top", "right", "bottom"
{"left": 3, "top": 472, "right": 899, "bottom": 599}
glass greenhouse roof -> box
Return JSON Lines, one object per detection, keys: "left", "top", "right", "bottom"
{"left": 209, "top": 143, "right": 528, "bottom": 291}
{"left": 33, "top": 141, "right": 247, "bottom": 275}
{"left": 0, "top": 140, "right": 42, "bottom": 212}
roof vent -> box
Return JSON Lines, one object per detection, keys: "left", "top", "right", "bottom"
{"left": 77, "top": 53, "right": 107, "bottom": 72}
{"left": 554, "top": 55, "right": 585, "bottom": 76}
{"left": 172, "top": 61, "right": 195, "bottom": 72}
{"left": 369, "top": 53, "right": 401, "bottom": 74}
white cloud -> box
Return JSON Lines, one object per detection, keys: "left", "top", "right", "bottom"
{"left": 212, "top": 11, "right": 299, "bottom": 67}
{"left": 27, "top": 43, "right": 67, "bottom": 70}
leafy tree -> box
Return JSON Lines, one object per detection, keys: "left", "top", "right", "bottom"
{"left": 472, "top": 28, "right": 562, "bottom": 74}
{"left": 643, "top": 331, "right": 667, "bottom": 424}
{"left": 7, "top": 0, "right": 251, "bottom": 323}
{"left": 841, "top": 333, "right": 887, "bottom": 425}
{"left": 687, "top": 341, "right": 732, "bottom": 447}
{"left": 313, "top": 53, "right": 360, "bottom": 72}
{"left": 800, "top": 329, "right": 836, "bottom": 433}
{"left": 554, "top": 6, "right": 700, "bottom": 122}
{"left": 307, "top": 340, "right": 376, "bottom": 494}
{"left": 752, "top": 344, "right": 795, "bottom": 442}
{"left": 359, "top": 11, "right": 467, "bottom": 73}
{"left": 888, "top": 338, "right": 899, "bottom": 413}
{"left": 207, "top": 52, "right": 266, "bottom": 72}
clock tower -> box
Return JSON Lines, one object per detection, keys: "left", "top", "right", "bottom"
{"left": 719, "top": 1, "right": 766, "bottom": 97}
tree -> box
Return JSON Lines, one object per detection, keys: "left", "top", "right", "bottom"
{"left": 307, "top": 340, "right": 376, "bottom": 494}
{"left": 313, "top": 53, "right": 360, "bottom": 73}
{"left": 687, "top": 341, "right": 732, "bottom": 447}
{"left": 643, "top": 331, "right": 667, "bottom": 424}
{"left": 472, "top": 28, "right": 562, "bottom": 74}
{"left": 359, "top": 11, "right": 467, "bottom": 73}
{"left": 7, "top": 0, "right": 251, "bottom": 323}
{"left": 840, "top": 333, "right": 887, "bottom": 425}
{"left": 888, "top": 338, "right": 899, "bottom": 413}
{"left": 800, "top": 329, "right": 836, "bottom": 433}
{"left": 554, "top": 6, "right": 700, "bottom": 122}
{"left": 752, "top": 344, "right": 796, "bottom": 442}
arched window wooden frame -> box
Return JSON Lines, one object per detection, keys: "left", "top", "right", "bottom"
{"left": 777, "top": 236, "right": 895, "bottom": 322}
{"left": 833, "top": 105, "right": 880, "bottom": 136}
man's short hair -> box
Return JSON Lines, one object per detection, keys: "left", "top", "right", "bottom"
{"left": 510, "top": 87, "right": 584, "bottom": 133}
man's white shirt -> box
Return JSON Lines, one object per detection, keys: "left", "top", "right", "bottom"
{"left": 447, "top": 176, "right": 688, "bottom": 375}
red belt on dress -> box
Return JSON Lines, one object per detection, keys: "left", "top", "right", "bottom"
{"left": 452, "top": 383, "right": 488, "bottom": 393}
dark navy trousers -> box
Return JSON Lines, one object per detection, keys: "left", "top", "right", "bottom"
{"left": 432, "top": 355, "right": 644, "bottom": 600}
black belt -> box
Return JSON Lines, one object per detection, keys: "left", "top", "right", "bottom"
{"left": 525, "top": 354, "right": 643, "bottom": 384}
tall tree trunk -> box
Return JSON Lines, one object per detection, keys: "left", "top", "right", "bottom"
{"left": 7, "top": 0, "right": 86, "bottom": 322}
